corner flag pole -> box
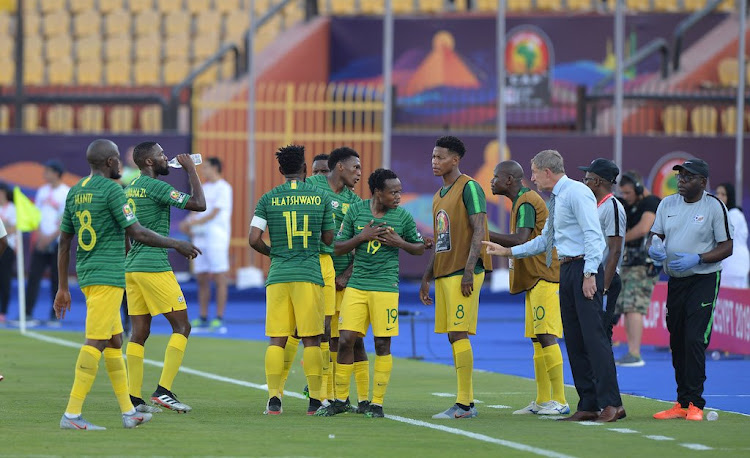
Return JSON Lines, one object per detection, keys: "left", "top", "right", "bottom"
{"left": 16, "top": 229, "right": 26, "bottom": 334}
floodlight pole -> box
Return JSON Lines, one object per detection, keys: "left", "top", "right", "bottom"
{"left": 735, "top": 0, "right": 747, "bottom": 207}
{"left": 613, "top": 0, "right": 625, "bottom": 173}
{"left": 247, "top": 1, "right": 257, "bottom": 264}
{"left": 382, "top": 0, "right": 394, "bottom": 169}
{"left": 497, "top": 0, "right": 508, "bottom": 237}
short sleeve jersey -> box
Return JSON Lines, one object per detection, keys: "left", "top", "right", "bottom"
{"left": 514, "top": 188, "right": 536, "bottom": 230}
{"left": 306, "top": 174, "right": 362, "bottom": 274}
{"left": 254, "top": 180, "right": 334, "bottom": 286}
{"left": 598, "top": 195, "right": 627, "bottom": 273}
{"left": 124, "top": 175, "right": 190, "bottom": 273}
{"left": 60, "top": 175, "right": 138, "bottom": 288}
{"left": 336, "top": 200, "right": 423, "bottom": 293}
{"left": 651, "top": 191, "right": 733, "bottom": 278}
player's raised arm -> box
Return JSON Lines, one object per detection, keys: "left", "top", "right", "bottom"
{"left": 176, "top": 154, "right": 207, "bottom": 212}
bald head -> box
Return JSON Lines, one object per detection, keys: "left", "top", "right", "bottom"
{"left": 499, "top": 160, "right": 524, "bottom": 181}
{"left": 86, "top": 139, "right": 122, "bottom": 179}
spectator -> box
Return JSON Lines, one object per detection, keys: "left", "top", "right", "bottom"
{"left": 25, "top": 160, "right": 70, "bottom": 327}
{"left": 181, "top": 157, "right": 232, "bottom": 331}
{"left": 0, "top": 183, "right": 14, "bottom": 325}
{"left": 616, "top": 171, "right": 660, "bottom": 367}
{"left": 715, "top": 183, "right": 749, "bottom": 288}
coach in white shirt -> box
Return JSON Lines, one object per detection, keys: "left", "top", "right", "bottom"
{"left": 26, "top": 160, "right": 70, "bottom": 325}
{"left": 181, "top": 157, "right": 232, "bottom": 330}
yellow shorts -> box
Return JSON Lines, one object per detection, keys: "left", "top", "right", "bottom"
{"left": 81, "top": 285, "right": 124, "bottom": 340}
{"left": 434, "top": 271, "right": 485, "bottom": 335}
{"left": 125, "top": 271, "right": 187, "bottom": 317}
{"left": 525, "top": 280, "right": 563, "bottom": 339}
{"left": 339, "top": 287, "right": 399, "bottom": 337}
{"left": 331, "top": 289, "right": 345, "bottom": 338}
{"left": 320, "top": 254, "right": 336, "bottom": 316}
{"left": 266, "top": 282, "right": 324, "bottom": 337}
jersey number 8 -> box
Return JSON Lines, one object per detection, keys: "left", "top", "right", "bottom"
{"left": 76, "top": 210, "right": 97, "bottom": 251}
{"left": 282, "top": 211, "right": 312, "bottom": 249}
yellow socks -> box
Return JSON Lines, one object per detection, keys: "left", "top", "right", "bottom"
{"left": 354, "top": 360, "right": 370, "bottom": 402}
{"left": 543, "top": 343, "right": 567, "bottom": 405}
{"left": 126, "top": 342, "right": 144, "bottom": 399}
{"left": 320, "top": 341, "right": 330, "bottom": 401}
{"left": 65, "top": 345, "right": 101, "bottom": 416}
{"left": 103, "top": 348, "right": 134, "bottom": 414}
{"left": 329, "top": 351, "right": 337, "bottom": 401}
{"left": 335, "top": 363, "right": 354, "bottom": 401}
{"left": 302, "top": 346, "right": 323, "bottom": 401}
{"left": 279, "top": 337, "right": 300, "bottom": 395}
{"left": 159, "top": 333, "right": 188, "bottom": 391}
{"left": 371, "top": 355, "right": 392, "bottom": 406}
{"left": 533, "top": 341, "right": 552, "bottom": 404}
{"left": 265, "top": 345, "right": 285, "bottom": 399}
{"left": 453, "top": 339, "right": 473, "bottom": 406}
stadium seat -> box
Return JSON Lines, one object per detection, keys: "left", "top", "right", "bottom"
{"left": 105, "top": 10, "right": 131, "bottom": 37}
{"left": 717, "top": 0, "right": 735, "bottom": 11}
{"left": 0, "top": 57, "right": 13, "bottom": 85}
{"left": 0, "top": 105, "right": 9, "bottom": 132}
{"left": 507, "top": 0, "right": 532, "bottom": 11}
{"left": 662, "top": 105, "right": 688, "bottom": 135}
{"left": 129, "top": 0, "right": 153, "bottom": 13}
{"left": 38, "top": 0, "right": 65, "bottom": 14}
{"left": 139, "top": 105, "right": 162, "bottom": 132}
{"left": 77, "top": 59, "right": 103, "bottom": 85}
{"left": 690, "top": 105, "right": 718, "bottom": 136}
{"left": 567, "top": 0, "right": 594, "bottom": 10}
{"left": 109, "top": 105, "right": 134, "bottom": 133}
{"left": 165, "top": 34, "right": 190, "bottom": 59}
{"left": 0, "top": 12, "right": 11, "bottom": 36}
{"left": 393, "top": 0, "right": 415, "bottom": 13}
{"left": 134, "top": 9, "right": 161, "bottom": 37}
{"left": 653, "top": 0, "right": 678, "bottom": 11}
{"left": 133, "top": 57, "right": 160, "bottom": 85}
{"left": 717, "top": 57, "right": 738, "bottom": 87}
{"left": 73, "top": 9, "right": 102, "bottom": 38}
{"left": 221, "top": 53, "right": 235, "bottom": 79}
{"left": 165, "top": 10, "right": 191, "bottom": 37}
{"left": 135, "top": 34, "right": 161, "bottom": 60}
{"left": 215, "top": 0, "right": 240, "bottom": 13}
{"left": 224, "top": 13, "right": 249, "bottom": 41}
{"left": 625, "top": 0, "right": 650, "bottom": 10}
{"left": 0, "top": 37, "right": 11, "bottom": 59}
{"left": 720, "top": 106, "right": 739, "bottom": 135}
{"left": 23, "top": 11, "right": 41, "bottom": 36}
{"left": 46, "top": 104, "right": 74, "bottom": 132}
{"left": 683, "top": 0, "right": 706, "bottom": 9}
{"left": 43, "top": 10, "right": 70, "bottom": 37}
{"left": 23, "top": 57, "right": 44, "bottom": 85}
{"left": 77, "top": 104, "right": 104, "bottom": 132}
{"left": 537, "top": 0, "right": 563, "bottom": 10}
{"left": 196, "top": 10, "right": 221, "bottom": 35}
{"left": 105, "top": 36, "right": 132, "bottom": 61}
{"left": 193, "top": 64, "right": 218, "bottom": 86}
{"left": 158, "top": 0, "right": 183, "bottom": 14}
{"left": 418, "top": 0, "right": 443, "bottom": 13}
{"left": 283, "top": 2, "right": 304, "bottom": 26}
{"left": 360, "top": 0, "right": 385, "bottom": 13}
{"left": 254, "top": 0, "right": 271, "bottom": 14}
{"left": 45, "top": 34, "right": 73, "bottom": 61}
{"left": 23, "top": 104, "right": 39, "bottom": 132}
{"left": 24, "top": 35, "right": 43, "bottom": 61}
{"left": 186, "top": 0, "right": 211, "bottom": 13}
{"left": 105, "top": 59, "right": 131, "bottom": 85}
{"left": 329, "top": 0, "right": 356, "bottom": 14}
{"left": 76, "top": 36, "right": 102, "bottom": 61}
{"left": 69, "top": 0, "right": 94, "bottom": 14}
{"left": 98, "top": 0, "right": 124, "bottom": 14}
{"left": 164, "top": 58, "right": 190, "bottom": 84}
{"left": 48, "top": 58, "right": 74, "bottom": 84}
{"left": 193, "top": 33, "right": 220, "bottom": 59}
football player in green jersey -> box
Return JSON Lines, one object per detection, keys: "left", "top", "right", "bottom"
{"left": 124, "top": 142, "right": 207, "bottom": 414}
{"left": 55, "top": 139, "right": 200, "bottom": 431}
{"left": 311, "top": 154, "right": 330, "bottom": 175}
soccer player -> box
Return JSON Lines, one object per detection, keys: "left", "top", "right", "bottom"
{"left": 311, "top": 154, "right": 330, "bottom": 175}
{"left": 317, "top": 168, "right": 425, "bottom": 418}
{"left": 420, "top": 136, "right": 492, "bottom": 419}
{"left": 55, "top": 139, "right": 200, "bottom": 430}
{"left": 249, "top": 145, "right": 334, "bottom": 415}
{"left": 487, "top": 160, "right": 568, "bottom": 416}
{"left": 124, "top": 142, "right": 207, "bottom": 414}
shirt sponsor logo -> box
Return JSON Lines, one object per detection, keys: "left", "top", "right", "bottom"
{"left": 435, "top": 209, "right": 451, "bottom": 253}
{"left": 123, "top": 204, "right": 135, "bottom": 221}
{"left": 693, "top": 214, "right": 705, "bottom": 224}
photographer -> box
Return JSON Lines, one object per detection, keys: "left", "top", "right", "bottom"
{"left": 617, "top": 171, "right": 660, "bottom": 367}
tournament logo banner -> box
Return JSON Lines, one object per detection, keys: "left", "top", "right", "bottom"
{"left": 505, "top": 25, "right": 554, "bottom": 107}
{"left": 647, "top": 151, "right": 694, "bottom": 199}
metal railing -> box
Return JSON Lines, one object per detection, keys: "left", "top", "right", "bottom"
{"left": 593, "top": 38, "right": 670, "bottom": 92}
{"left": 673, "top": 0, "right": 730, "bottom": 71}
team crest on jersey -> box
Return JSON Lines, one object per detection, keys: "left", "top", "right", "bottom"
{"left": 331, "top": 200, "right": 340, "bottom": 209}
{"left": 123, "top": 204, "right": 135, "bottom": 221}
{"left": 435, "top": 210, "right": 451, "bottom": 253}
{"left": 342, "top": 203, "right": 350, "bottom": 214}
{"left": 170, "top": 190, "right": 187, "bottom": 203}
{"left": 693, "top": 214, "right": 705, "bottom": 224}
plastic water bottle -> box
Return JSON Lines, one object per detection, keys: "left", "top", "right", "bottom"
{"left": 707, "top": 411, "right": 719, "bottom": 421}
{"left": 651, "top": 234, "right": 664, "bottom": 267}
{"left": 168, "top": 154, "right": 202, "bottom": 168}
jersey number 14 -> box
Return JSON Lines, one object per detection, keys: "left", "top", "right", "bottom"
{"left": 282, "top": 211, "right": 312, "bottom": 249}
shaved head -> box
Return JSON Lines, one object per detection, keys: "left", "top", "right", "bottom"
{"left": 499, "top": 160, "right": 524, "bottom": 181}
{"left": 86, "top": 139, "right": 122, "bottom": 179}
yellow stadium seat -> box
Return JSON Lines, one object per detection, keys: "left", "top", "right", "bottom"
{"left": 76, "top": 36, "right": 102, "bottom": 60}
{"left": 105, "top": 10, "right": 131, "bottom": 37}
{"left": 24, "top": 35, "right": 43, "bottom": 60}
{"left": 193, "top": 64, "right": 217, "bottom": 86}
{"left": 0, "top": 12, "right": 11, "bottom": 35}
{"left": 186, "top": 0, "right": 211, "bottom": 13}
{"left": 0, "top": 38, "right": 11, "bottom": 58}
{"left": 625, "top": 0, "right": 650, "bottom": 10}
{"left": 48, "top": 58, "right": 74, "bottom": 84}
{"left": 567, "top": 0, "right": 593, "bottom": 10}
{"left": 73, "top": 10, "right": 102, "bottom": 37}
{"left": 24, "top": 12, "right": 41, "bottom": 36}
{"left": 193, "top": 34, "right": 220, "bottom": 59}
{"left": 139, "top": 105, "right": 162, "bottom": 132}
{"left": 130, "top": 0, "right": 153, "bottom": 13}
{"left": 475, "top": 0, "right": 497, "bottom": 11}
{"left": 24, "top": 104, "right": 40, "bottom": 132}
{"left": 109, "top": 105, "right": 134, "bottom": 133}
{"left": 683, "top": 0, "right": 706, "bottom": 9}
{"left": 0, "top": 105, "right": 9, "bottom": 132}
{"left": 0, "top": 57, "right": 13, "bottom": 85}
{"left": 196, "top": 10, "right": 221, "bottom": 35}
{"left": 135, "top": 34, "right": 161, "bottom": 59}
{"left": 718, "top": 57, "right": 739, "bottom": 87}
{"left": 164, "top": 58, "right": 189, "bottom": 84}
{"left": 134, "top": 9, "right": 161, "bottom": 36}
{"left": 165, "top": 10, "right": 191, "bottom": 37}
{"left": 721, "top": 107, "right": 738, "bottom": 135}
{"left": 47, "top": 104, "right": 74, "bottom": 132}
{"left": 418, "top": 0, "right": 443, "bottom": 13}
{"left": 38, "top": 0, "right": 65, "bottom": 14}
{"left": 43, "top": 10, "right": 70, "bottom": 37}
{"left": 105, "top": 36, "right": 132, "bottom": 61}
{"left": 691, "top": 105, "right": 717, "bottom": 136}
{"left": 69, "top": 0, "right": 95, "bottom": 14}
{"left": 215, "top": 0, "right": 240, "bottom": 13}
{"left": 717, "top": 0, "right": 735, "bottom": 11}
{"left": 393, "top": 0, "right": 415, "bottom": 13}
{"left": 224, "top": 13, "right": 249, "bottom": 41}
{"left": 507, "top": 0, "right": 532, "bottom": 11}
{"left": 77, "top": 59, "right": 103, "bottom": 85}
{"left": 157, "top": 0, "right": 183, "bottom": 13}
{"left": 537, "top": 0, "right": 562, "bottom": 10}
{"left": 283, "top": 3, "right": 304, "bottom": 25}
{"left": 653, "top": 0, "right": 678, "bottom": 10}
{"left": 254, "top": 0, "right": 271, "bottom": 14}
{"left": 77, "top": 105, "right": 104, "bottom": 132}
{"left": 221, "top": 53, "right": 235, "bottom": 79}
{"left": 24, "top": 58, "right": 44, "bottom": 85}
{"left": 330, "top": 0, "right": 355, "bottom": 14}
{"left": 98, "top": 0, "right": 123, "bottom": 14}
{"left": 133, "top": 57, "right": 160, "bottom": 85}
{"left": 165, "top": 34, "right": 189, "bottom": 59}
{"left": 45, "top": 34, "right": 73, "bottom": 61}
{"left": 105, "top": 59, "right": 131, "bottom": 85}
{"left": 662, "top": 105, "right": 688, "bottom": 135}
{"left": 360, "top": 0, "right": 385, "bottom": 13}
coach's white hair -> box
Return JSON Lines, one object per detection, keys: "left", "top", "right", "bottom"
{"left": 532, "top": 149, "right": 565, "bottom": 174}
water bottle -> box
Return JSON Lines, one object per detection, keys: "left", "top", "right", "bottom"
{"left": 168, "top": 154, "right": 203, "bottom": 168}
{"left": 651, "top": 234, "right": 664, "bottom": 267}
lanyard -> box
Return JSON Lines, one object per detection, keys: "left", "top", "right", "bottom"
{"left": 597, "top": 193, "right": 613, "bottom": 208}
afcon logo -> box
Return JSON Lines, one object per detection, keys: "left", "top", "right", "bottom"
{"left": 647, "top": 151, "right": 695, "bottom": 199}
{"left": 506, "top": 27, "right": 551, "bottom": 75}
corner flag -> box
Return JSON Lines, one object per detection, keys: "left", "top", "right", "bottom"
{"left": 13, "top": 186, "right": 41, "bottom": 232}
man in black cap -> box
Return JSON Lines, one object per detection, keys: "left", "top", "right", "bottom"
{"left": 649, "top": 158, "right": 733, "bottom": 422}
{"left": 25, "top": 160, "right": 70, "bottom": 326}
{"left": 579, "top": 159, "right": 626, "bottom": 342}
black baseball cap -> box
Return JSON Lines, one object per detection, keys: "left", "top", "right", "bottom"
{"left": 673, "top": 158, "right": 709, "bottom": 178}
{"left": 43, "top": 160, "right": 65, "bottom": 176}
{"left": 578, "top": 158, "right": 620, "bottom": 183}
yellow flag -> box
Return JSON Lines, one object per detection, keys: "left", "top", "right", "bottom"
{"left": 13, "top": 186, "right": 41, "bottom": 232}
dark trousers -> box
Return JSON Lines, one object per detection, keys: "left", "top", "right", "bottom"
{"left": 666, "top": 272, "right": 720, "bottom": 410}
{"left": 25, "top": 248, "right": 59, "bottom": 319}
{"left": 0, "top": 247, "right": 14, "bottom": 315}
{"left": 560, "top": 259, "right": 622, "bottom": 411}
{"left": 603, "top": 273, "right": 622, "bottom": 343}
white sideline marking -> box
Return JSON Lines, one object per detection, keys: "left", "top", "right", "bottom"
{"left": 681, "top": 444, "right": 713, "bottom": 451}
{"left": 431, "top": 392, "right": 454, "bottom": 397}
{"left": 577, "top": 421, "right": 603, "bottom": 426}
{"left": 28, "top": 332, "right": 573, "bottom": 458}
{"left": 487, "top": 405, "right": 511, "bottom": 409}
{"left": 609, "top": 428, "right": 639, "bottom": 434}
{"left": 645, "top": 435, "right": 675, "bottom": 441}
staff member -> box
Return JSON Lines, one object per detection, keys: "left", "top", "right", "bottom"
{"left": 484, "top": 150, "right": 625, "bottom": 422}
{"left": 579, "top": 159, "right": 626, "bottom": 342}
{"left": 650, "top": 159, "right": 732, "bottom": 422}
